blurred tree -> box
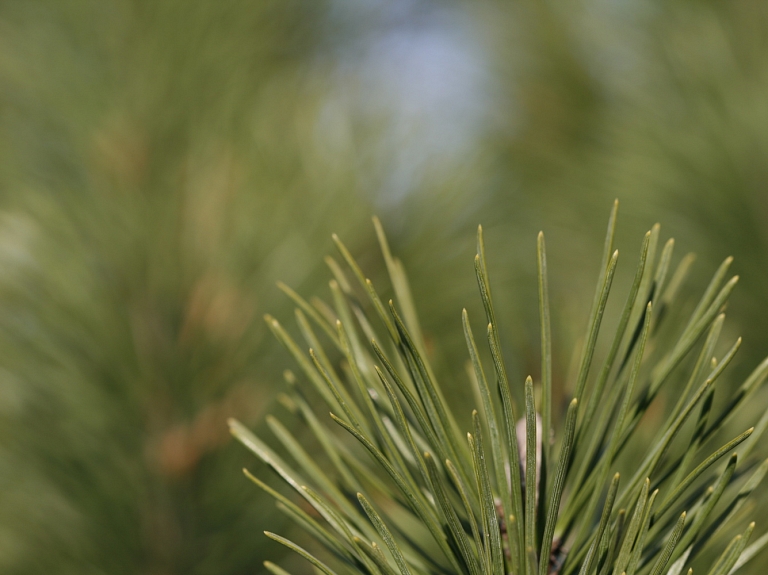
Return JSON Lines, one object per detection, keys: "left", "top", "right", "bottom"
{"left": 599, "top": 0, "right": 768, "bottom": 377}
{"left": 0, "top": 1, "right": 378, "bottom": 574}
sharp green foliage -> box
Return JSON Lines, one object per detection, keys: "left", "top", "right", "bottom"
{"left": 233, "top": 206, "right": 768, "bottom": 575}
{"left": 575, "top": 473, "right": 620, "bottom": 575}
{"left": 265, "top": 561, "right": 295, "bottom": 575}
{"left": 537, "top": 232, "right": 553, "bottom": 475}
{"left": 265, "top": 532, "right": 341, "bottom": 575}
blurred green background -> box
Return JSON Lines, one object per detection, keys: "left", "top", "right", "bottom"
{"left": 0, "top": 0, "right": 766, "bottom": 573}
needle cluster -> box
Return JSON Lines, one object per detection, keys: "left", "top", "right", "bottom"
{"left": 232, "top": 203, "right": 768, "bottom": 575}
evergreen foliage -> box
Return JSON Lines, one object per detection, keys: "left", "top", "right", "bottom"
{"left": 2, "top": 2, "right": 768, "bottom": 574}
{"left": 0, "top": 2, "right": 369, "bottom": 574}
{"left": 234, "top": 204, "right": 768, "bottom": 575}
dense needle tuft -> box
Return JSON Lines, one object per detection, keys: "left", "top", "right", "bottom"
{"left": 232, "top": 206, "right": 768, "bottom": 575}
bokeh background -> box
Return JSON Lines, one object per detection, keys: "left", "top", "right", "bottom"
{"left": 0, "top": 0, "right": 767, "bottom": 574}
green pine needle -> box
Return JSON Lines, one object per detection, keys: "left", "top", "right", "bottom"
{"left": 232, "top": 205, "right": 768, "bottom": 575}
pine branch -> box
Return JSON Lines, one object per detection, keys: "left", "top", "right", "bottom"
{"left": 233, "top": 204, "right": 768, "bottom": 575}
